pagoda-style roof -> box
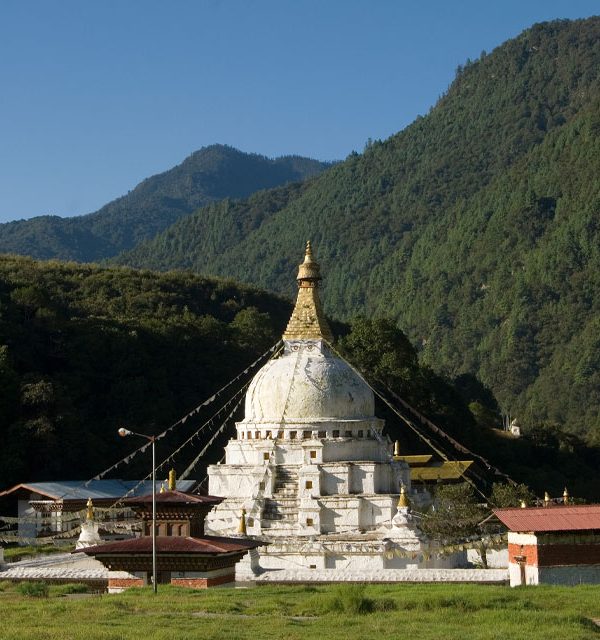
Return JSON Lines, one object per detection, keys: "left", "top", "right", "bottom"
{"left": 410, "top": 460, "right": 473, "bottom": 481}
{"left": 76, "top": 535, "right": 261, "bottom": 556}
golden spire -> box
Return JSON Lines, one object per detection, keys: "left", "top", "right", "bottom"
{"left": 393, "top": 441, "right": 401, "bottom": 457}
{"left": 159, "top": 482, "right": 166, "bottom": 493}
{"left": 86, "top": 498, "right": 94, "bottom": 521}
{"left": 544, "top": 491, "right": 550, "bottom": 507}
{"left": 563, "top": 487, "right": 569, "bottom": 505}
{"left": 282, "top": 241, "right": 333, "bottom": 342}
{"left": 397, "top": 485, "right": 410, "bottom": 508}
{"left": 520, "top": 500, "right": 527, "bottom": 509}
{"left": 238, "top": 508, "right": 247, "bottom": 535}
{"left": 168, "top": 468, "right": 177, "bottom": 491}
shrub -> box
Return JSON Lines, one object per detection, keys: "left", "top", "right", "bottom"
{"left": 330, "top": 584, "right": 374, "bottom": 615}
{"left": 18, "top": 581, "right": 49, "bottom": 598}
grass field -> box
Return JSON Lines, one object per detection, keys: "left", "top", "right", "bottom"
{"left": 0, "top": 581, "right": 598, "bottom": 640}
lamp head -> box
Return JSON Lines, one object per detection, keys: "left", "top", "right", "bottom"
{"left": 118, "top": 428, "right": 132, "bottom": 438}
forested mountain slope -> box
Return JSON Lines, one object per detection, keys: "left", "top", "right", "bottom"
{"left": 0, "top": 145, "right": 330, "bottom": 262}
{"left": 116, "top": 18, "right": 600, "bottom": 443}
{"left": 1, "top": 256, "right": 599, "bottom": 498}
{"left": 0, "top": 255, "right": 291, "bottom": 489}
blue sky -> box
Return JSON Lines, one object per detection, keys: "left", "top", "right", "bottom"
{"left": 0, "top": 1, "right": 598, "bottom": 223}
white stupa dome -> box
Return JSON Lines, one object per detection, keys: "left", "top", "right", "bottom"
{"left": 240, "top": 241, "right": 376, "bottom": 426}
{"left": 244, "top": 344, "right": 375, "bottom": 422}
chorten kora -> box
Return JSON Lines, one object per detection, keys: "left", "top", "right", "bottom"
{"left": 205, "top": 242, "right": 463, "bottom": 581}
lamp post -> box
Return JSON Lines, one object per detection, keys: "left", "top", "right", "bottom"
{"left": 118, "top": 428, "right": 157, "bottom": 594}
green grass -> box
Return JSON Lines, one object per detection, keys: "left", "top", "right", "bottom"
{"left": 0, "top": 583, "right": 598, "bottom": 640}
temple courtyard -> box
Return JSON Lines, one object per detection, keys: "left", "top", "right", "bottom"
{"left": 0, "top": 582, "right": 598, "bottom": 640}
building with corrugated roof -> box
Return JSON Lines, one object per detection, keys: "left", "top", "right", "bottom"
{"left": 494, "top": 504, "right": 600, "bottom": 586}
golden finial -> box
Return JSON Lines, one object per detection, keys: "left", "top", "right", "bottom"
{"left": 544, "top": 491, "right": 550, "bottom": 507}
{"left": 563, "top": 487, "right": 569, "bottom": 505}
{"left": 304, "top": 240, "right": 313, "bottom": 261}
{"left": 168, "top": 468, "right": 177, "bottom": 491}
{"left": 86, "top": 498, "right": 94, "bottom": 521}
{"left": 393, "top": 441, "right": 401, "bottom": 457}
{"left": 282, "top": 242, "right": 333, "bottom": 342}
{"left": 159, "top": 482, "right": 166, "bottom": 493}
{"left": 520, "top": 500, "right": 527, "bottom": 509}
{"left": 238, "top": 508, "right": 247, "bottom": 535}
{"left": 397, "top": 485, "right": 410, "bottom": 508}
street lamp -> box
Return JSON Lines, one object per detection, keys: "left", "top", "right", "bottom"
{"left": 118, "top": 427, "right": 157, "bottom": 594}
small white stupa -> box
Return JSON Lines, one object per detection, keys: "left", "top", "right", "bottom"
{"left": 206, "top": 243, "right": 452, "bottom": 579}
{"left": 76, "top": 498, "right": 103, "bottom": 550}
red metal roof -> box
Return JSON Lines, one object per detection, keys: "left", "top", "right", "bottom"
{"left": 76, "top": 535, "right": 262, "bottom": 556}
{"left": 494, "top": 505, "right": 600, "bottom": 532}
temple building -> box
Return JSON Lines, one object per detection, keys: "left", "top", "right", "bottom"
{"left": 495, "top": 504, "right": 600, "bottom": 586}
{"left": 206, "top": 243, "right": 462, "bottom": 580}
{"left": 77, "top": 472, "right": 261, "bottom": 591}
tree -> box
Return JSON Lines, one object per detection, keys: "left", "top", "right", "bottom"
{"left": 420, "top": 482, "right": 487, "bottom": 543}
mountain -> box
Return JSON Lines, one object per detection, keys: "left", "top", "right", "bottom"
{"left": 115, "top": 18, "right": 600, "bottom": 444}
{"left": 0, "top": 145, "right": 331, "bottom": 262}
{"left": 0, "top": 254, "right": 293, "bottom": 488}
{"left": 1, "top": 255, "right": 598, "bottom": 498}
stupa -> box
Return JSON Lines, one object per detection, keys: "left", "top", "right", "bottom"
{"left": 206, "top": 243, "right": 453, "bottom": 579}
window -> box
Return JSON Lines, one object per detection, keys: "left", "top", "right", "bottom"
{"left": 305, "top": 480, "right": 313, "bottom": 489}
{"left": 318, "top": 431, "right": 326, "bottom": 438}
{"left": 263, "top": 452, "right": 270, "bottom": 461}
{"left": 290, "top": 431, "right": 297, "bottom": 440}
{"left": 332, "top": 430, "right": 340, "bottom": 438}
{"left": 306, "top": 518, "right": 314, "bottom": 526}
{"left": 309, "top": 450, "right": 316, "bottom": 459}
{"left": 303, "top": 430, "right": 312, "bottom": 439}
{"left": 259, "top": 481, "right": 266, "bottom": 491}
{"left": 247, "top": 432, "right": 252, "bottom": 439}
{"left": 345, "top": 431, "right": 352, "bottom": 437}
{"left": 357, "top": 430, "right": 363, "bottom": 438}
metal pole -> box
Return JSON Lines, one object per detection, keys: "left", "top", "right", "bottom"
{"left": 151, "top": 436, "right": 157, "bottom": 594}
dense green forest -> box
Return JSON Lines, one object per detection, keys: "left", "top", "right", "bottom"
{"left": 115, "top": 18, "right": 600, "bottom": 444}
{"left": 0, "top": 256, "right": 290, "bottom": 489}
{"left": 0, "top": 145, "right": 331, "bottom": 262}
{"left": 1, "top": 256, "right": 598, "bottom": 499}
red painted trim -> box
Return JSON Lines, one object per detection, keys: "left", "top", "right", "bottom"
{"left": 508, "top": 543, "right": 538, "bottom": 566}
{"left": 171, "top": 574, "right": 234, "bottom": 589}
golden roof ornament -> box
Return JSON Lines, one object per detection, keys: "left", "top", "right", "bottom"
{"left": 520, "top": 500, "right": 527, "bottom": 509}
{"left": 397, "top": 485, "right": 410, "bottom": 508}
{"left": 238, "top": 507, "right": 247, "bottom": 535}
{"left": 168, "top": 468, "right": 177, "bottom": 491}
{"left": 282, "top": 241, "right": 334, "bottom": 343}
{"left": 544, "top": 491, "right": 550, "bottom": 507}
{"left": 393, "top": 441, "right": 401, "bottom": 457}
{"left": 159, "top": 482, "right": 166, "bottom": 493}
{"left": 86, "top": 497, "right": 94, "bottom": 521}
{"left": 563, "top": 487, "right": 569, "bottom": 505}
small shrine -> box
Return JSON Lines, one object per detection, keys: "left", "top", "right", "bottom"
{"left": 77, "top": 471, "right": 261, "bottom": 592}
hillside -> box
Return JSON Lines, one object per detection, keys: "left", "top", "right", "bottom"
{"left": 0, "top": 145, "right": 331, "bottom": 261}
{"left": 1, "top": 256, "right": 599, "bottom": 498}
{"left": 0, "top": 255, "right": 292, "bottom": 488}
{"left": 116, "top": 18, "right": 600, "bottom": 444}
